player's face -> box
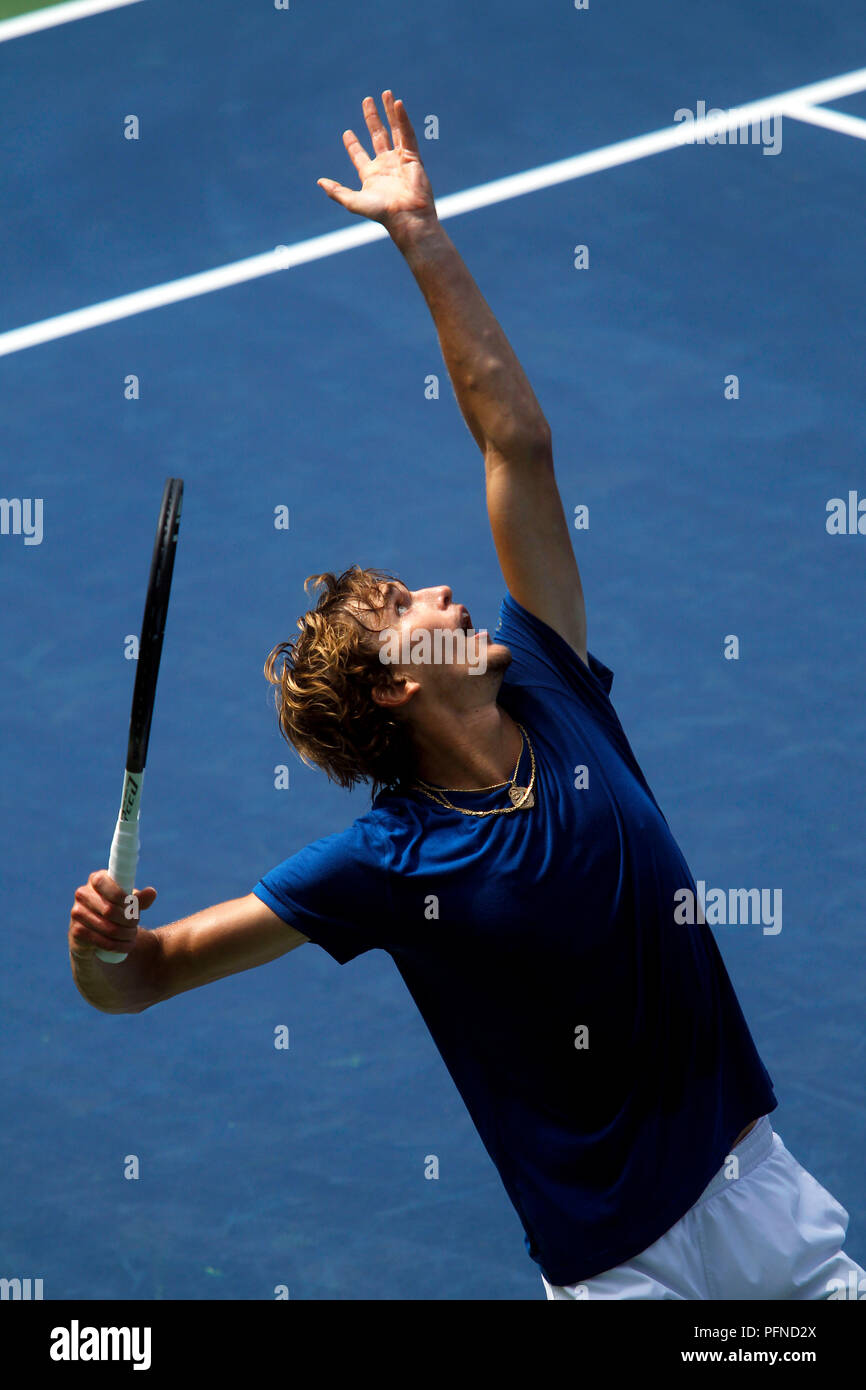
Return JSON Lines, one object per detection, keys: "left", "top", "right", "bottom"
{"left": 368, "top": 580, "right": 511, "bottom": 690}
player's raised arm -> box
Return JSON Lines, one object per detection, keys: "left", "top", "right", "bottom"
{"left": 317, "top": 89, "right": 587, "bottom": 663}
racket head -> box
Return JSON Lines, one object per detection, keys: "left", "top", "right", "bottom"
{"left": 126, "top": 477, "right": 184, "bottom": 773}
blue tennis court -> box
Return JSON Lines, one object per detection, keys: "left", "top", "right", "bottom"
{"left": 2, "top": 0, "right": 865, "bottom": 1300}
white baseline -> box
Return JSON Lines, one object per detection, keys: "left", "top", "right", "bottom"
{"left": 1, "top": 64, "right": 865, "bottom": 357}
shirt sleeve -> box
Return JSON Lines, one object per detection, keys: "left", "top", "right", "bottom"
{"left": 495, "top": 591, "right": 668, "bottom": 811}
{"left": 494, "top": 591, "right": 616, "bottom": 723}
{"left": 252, "top": 816, "right": 391, "bottom": 965}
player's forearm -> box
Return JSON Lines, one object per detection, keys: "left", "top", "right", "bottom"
{"left": 392, "top": 216, "right": 550, "bottom": 456}
{"left": 70, "top": 929, "right": 161, "bottom": 1015}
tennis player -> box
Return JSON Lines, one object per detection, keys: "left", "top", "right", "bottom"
{"left": 69, "top": 92, "right": 864, "bottom": 1300}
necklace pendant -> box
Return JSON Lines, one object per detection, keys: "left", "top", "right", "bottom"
{"left": 509, "top": 785, "right": 534, "bottom": 808}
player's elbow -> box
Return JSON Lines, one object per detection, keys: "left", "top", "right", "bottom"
{"left": 485, "top": 421, "right": 553, "bottom": 471}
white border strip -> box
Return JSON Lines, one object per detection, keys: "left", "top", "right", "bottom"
{"left": 785, "top": 101, "right": 866, "bottom": 141}
{"left": 2, "top": 63, "right": 866, "bottom": 357}
{"left": 0, "top": 0, "right": 143, "bottom": 43}
{"left": 0, "top": 229, "right": 391, "bottom": 357}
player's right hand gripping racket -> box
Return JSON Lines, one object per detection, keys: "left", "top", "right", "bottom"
{"left": 96, "top": 478, "right": 184, "bottom": 963}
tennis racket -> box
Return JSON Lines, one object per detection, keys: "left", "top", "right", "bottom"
{"left": 96, "top": 478, "right": 184, "bottom": 963}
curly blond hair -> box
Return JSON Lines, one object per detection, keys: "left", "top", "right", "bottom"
{"left": 264, "top": 565, "right": 415, "bottom": 798}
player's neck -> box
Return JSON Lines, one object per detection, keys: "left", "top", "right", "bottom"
{"left": 410, "top": 700, "right": 522, "bottom": 791}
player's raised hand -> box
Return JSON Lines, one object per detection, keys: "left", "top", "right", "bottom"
{"left": 317, "top": 91, "right": 437, "bottom": 235}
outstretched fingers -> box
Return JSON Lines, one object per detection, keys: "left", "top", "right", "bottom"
{"left": 341, "top": 127, "right": 372, "bottom": 177}
{"left": 362, "top": 94, "right": 392, "bottom": 155}
{"left": 317, "top": 90, "right": 423, "bottom": 216}
{"left": 383, "top": 91, "right": 420, "bottom": 154}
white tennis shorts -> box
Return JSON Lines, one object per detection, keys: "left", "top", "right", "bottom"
{"left": 542, "top": 1117, "right": 866, "bottom": 1300}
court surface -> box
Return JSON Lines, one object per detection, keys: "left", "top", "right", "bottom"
{"left": 2, "top": 0, "right": 864, "bottom": 1299}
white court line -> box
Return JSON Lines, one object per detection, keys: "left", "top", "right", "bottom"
{"left": 2, "top": 63, "right": 866, "bottom": 358}
{"left": 0, "top": 0, "right": 143, "bottom": 43}
{"left": 785, "top": 101, "right": 866, "bottom": 141}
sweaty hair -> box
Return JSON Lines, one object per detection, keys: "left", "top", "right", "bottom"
{"left": 264, "top": 565, "right": 415, "bottom": 798}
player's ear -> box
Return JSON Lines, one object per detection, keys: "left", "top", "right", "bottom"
{"left": 372, "top": 674, "right": 419, "bottom": 709}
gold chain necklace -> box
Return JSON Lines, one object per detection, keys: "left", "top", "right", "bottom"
{"left": 412, "top": 722, "right": 536, "bottom": 816}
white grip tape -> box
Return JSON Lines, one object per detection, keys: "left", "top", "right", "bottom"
{"left": 108, "top": 815, "right": 140, "bottom": 894}
{"left": 97, "top": 773, "right": 143, "bottom": 963}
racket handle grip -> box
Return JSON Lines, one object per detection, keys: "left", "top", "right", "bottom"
{"left": 97, "top": 816, "right": 141, "bottom": 963}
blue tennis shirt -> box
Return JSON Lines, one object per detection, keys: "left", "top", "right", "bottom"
{"left": 254, "top": 591, "right": 778, "bottom": 1286}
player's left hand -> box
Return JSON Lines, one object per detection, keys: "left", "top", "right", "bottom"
{"left": 317, "top": 90, "right": 437, "bottom": 236}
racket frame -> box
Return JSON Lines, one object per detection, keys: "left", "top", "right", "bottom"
{"left": 96, "top": 479, "right": 183, "bottom": 963}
